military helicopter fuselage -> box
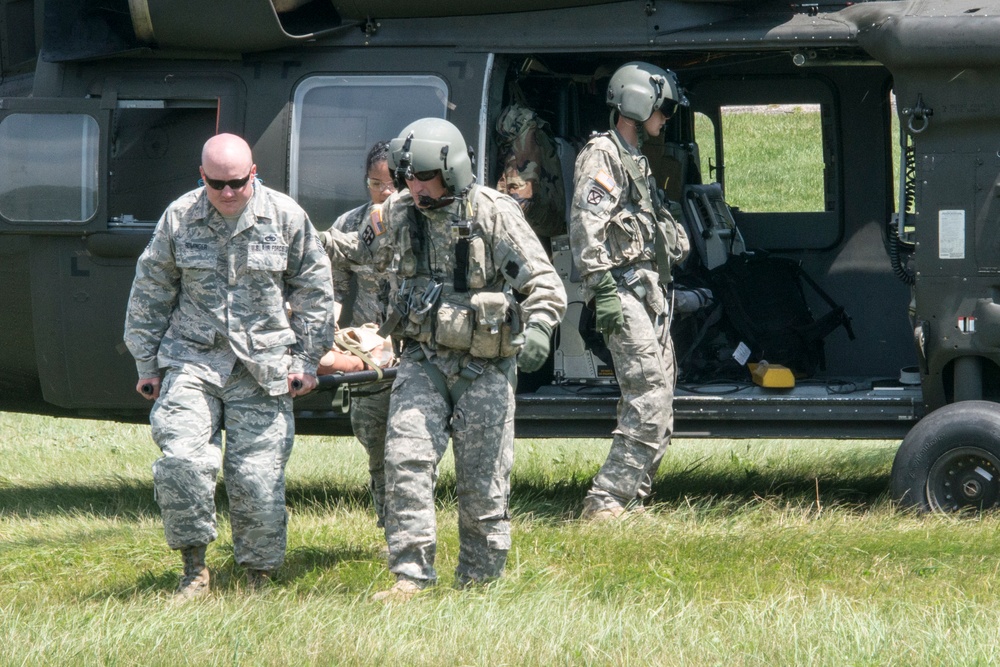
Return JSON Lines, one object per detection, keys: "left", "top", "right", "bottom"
{"left": 2, "top": 0, "right": 1000, "bottom": 510}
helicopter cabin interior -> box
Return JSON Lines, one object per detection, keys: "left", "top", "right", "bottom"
{"left": 0, "top": 28, "right": 934, "bottom": 437}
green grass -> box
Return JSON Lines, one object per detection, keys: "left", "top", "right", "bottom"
{"left": 3, "top": 411, "right": 1000, "bottom": 665}
{"left": 695, "top": 107, "right": 827, "bottom": 213}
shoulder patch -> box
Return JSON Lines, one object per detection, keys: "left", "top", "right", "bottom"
{"left": 586, "top": 186, "right": 607, "bottom": 207}
{"left": 504, "top": 260, "right": 521, "bottom": 280}
{"left": 370, "top": 207, "right": 385, "bottom": 235}
{"left": 361, "top": 207, "right": 387, "bottom": 248}
{"left": 594, "top": 169, "right": 616, "bottom": 193}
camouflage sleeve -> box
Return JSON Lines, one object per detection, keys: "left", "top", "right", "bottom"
{"left": 283, "top": 211, "right": 336, "bottom": 375}
{"left": 488, "top": 194, "right": 567, "bottom": 331}
{"left": 569, "top": 141, "right": 627, "bottom": 285}
{"left": 357, "top": 191, "right": 407, "bottom": 271}
{"left": 123, "top": 213, "right": 180, "bottom": 378}
{"left": 319, "top": 225, "right": 366, "bottom": 270}
{"left": 324, "top": 205, "right": 368, "bottom": 305}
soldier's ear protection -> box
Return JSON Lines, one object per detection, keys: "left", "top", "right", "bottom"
{"left": 392, "top": 132, "right": 415, "bottom": 189}
{"left": 616, "top": 78, "right": 662, "bottom": 123}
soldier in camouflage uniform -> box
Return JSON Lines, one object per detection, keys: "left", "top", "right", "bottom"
{"left": 340, "top": 118, "right": 566, "bottom": 601}
{"left": 570, "top": 63, "right": 690, "bottom": 521}
{"left": 319, "top": 140, "right": 395, "bottom": 527}
{"left": 124, "top": 133, "right": 334, "bottom": 598}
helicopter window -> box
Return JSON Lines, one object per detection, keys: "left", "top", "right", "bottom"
{"left": 0, "top": 113, "right": 98, "bottom": 224}
{"left": 717, "top": 104, "right": 826, "bottom": 213}
{"left": 109, "top": 103, "right": 219, "bottom": 225}
{"left": 694, "top": 112, "right": 717, "bottom": 184}
{"left": 289, "top": 74, "right": 449, "bottom": 228}
{"left": 686, "top": 74, "right": 841, "bottom": 250}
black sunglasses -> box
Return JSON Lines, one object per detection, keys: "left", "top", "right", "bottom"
{"left": 410, "top": 170, "right": 440, "bottom": 182}
{"left": 204, "top": 172, "right": 252, "bottom": 190}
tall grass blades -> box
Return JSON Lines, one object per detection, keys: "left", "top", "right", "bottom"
{"left": 3, "top": 412, "right": 1000, "bottom": 665}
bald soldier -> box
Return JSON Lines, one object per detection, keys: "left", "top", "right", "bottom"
{"left": 124, "top": 133, "right": 334, "bottom": 598}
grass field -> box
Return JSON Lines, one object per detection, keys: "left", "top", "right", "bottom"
{"left": 695, "top": 106, "right": 828, "bottom": 214}
{"left": 3, "top": 410, "right": 1000, "bottom": 666}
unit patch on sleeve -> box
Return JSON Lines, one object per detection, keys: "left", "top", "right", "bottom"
{"left": 579, "top": 168, "right": 618, "bottom": 215}
{"left": 370, "top": 207, "right": 386, "bottom": 236}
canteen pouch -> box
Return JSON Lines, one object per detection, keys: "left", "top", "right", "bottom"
{"left": 435, "top": 299, "right": 475, "bottom": 351}
{"left": 470, "top": 291, "right": 521, "bottom": 359}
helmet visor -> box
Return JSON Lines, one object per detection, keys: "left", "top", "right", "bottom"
{"left": 658, "top": 98, "right": 679, "bottom": 118}
{"left": 650, "top": 73, "right": 686, "bottom": 118}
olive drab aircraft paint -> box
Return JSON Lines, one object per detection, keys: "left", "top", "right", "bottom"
{"left": 2, "top": 0, "right": 1000, "bottom": 512}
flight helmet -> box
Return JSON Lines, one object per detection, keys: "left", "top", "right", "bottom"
{"left": 388, "top": 118, "right": 476, "bottom": 194}
{"left": 607, "top": 61, "right": 686, "bottom": 123}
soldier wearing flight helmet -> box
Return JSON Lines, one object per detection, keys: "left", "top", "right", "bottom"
{"left": 569, "top": 62, "right": 690, "bottom": 520}
{"left": 348, "top": 117, "right": 566, "bottom": 600}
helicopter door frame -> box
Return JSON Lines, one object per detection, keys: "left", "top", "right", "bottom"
{"left": 0, "top": 97, "right": 110, "bottom": 234}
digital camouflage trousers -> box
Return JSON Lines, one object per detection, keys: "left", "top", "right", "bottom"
{"left": 382, "top": 353, "right": 515, "bottom": 585}
{"left": 149, "top": 363, "right": 294, "bottom": 570}
{"left": 585, "top": 286, "right": 676, "bottom": 511}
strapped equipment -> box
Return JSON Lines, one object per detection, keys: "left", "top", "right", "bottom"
{"left": 406, "top": 344, "right": 516, "bottom": 415}
{"left": 606, "top": 129, "right": 686, "bottom": 285}
{"left": 710, "top": 252, "right": 855, "bottom": 377}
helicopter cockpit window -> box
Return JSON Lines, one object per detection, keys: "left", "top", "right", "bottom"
{"left": 0, "top": 113, "right": 98, "bottom": 224}
{"left": 289, "top": 75, "right": 449, "bottom": 228}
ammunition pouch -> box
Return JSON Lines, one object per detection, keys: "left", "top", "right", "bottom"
{"left": 605, "top": 210, "right": 646, "bottom": 265}
{"left": 653, "top": 204, "right": 689, "bottom": 282}
{"left": 435, "top": 299, "right": 475, "bottom": 350}
{"left": 470, "top": 291, "right": 522, "bottom": 359}
{"left": 432, "top": 290, "right": 521, "bottom": 358}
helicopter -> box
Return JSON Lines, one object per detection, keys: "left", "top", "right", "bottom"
{"left": 0, "top": 0, "right": 998, "bottom": 512}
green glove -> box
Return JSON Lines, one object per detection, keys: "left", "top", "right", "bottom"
{"left": 518, "top": 321, "right": 553, "bottom": 373}
{"left": 592, "top": 271, "right": 624, "bottom": 336}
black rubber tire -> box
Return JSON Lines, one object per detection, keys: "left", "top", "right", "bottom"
{"left": 890, "top": 400, "right": 1000, "bottom": 513}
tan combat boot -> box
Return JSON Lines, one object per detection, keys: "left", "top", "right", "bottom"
{"left": 580, "top": 498, "right": 625, "bottom": 522}
{"left": 175, "top": 546, "right": 210, "bottom": 600}
{"left": 371, "top": 578, "right": 422, "bottom": 603}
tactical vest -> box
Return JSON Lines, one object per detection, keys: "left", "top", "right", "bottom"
{"left": 379, "top": 187, "right": 523, "bottom": 360}
{"left": 604, "top": 130, "right": 687, "bottom": 285}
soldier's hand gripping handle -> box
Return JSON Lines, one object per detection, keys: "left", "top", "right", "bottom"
{"left": 135, "top": 377, "right": 161, "bottom": 401}
{"left": 288, "top": 373, "right": 317, "bottom": 397}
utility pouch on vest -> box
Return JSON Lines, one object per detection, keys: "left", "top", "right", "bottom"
{"left": 469, "top": 291, "right": 520, "bottom": 359}
{"left": 435, "top": 299, "right": 475, "bottom": 351}
{"left": 466, "top": 236, "right": 488, "bottom": 289}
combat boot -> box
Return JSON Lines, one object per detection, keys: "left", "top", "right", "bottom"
{"left": 580, "top": 498, "right": 625, "bottom": 522}
{"left": 175, "top": 546, "right": 210, "bottom": 600}
{"left": 371, "top": 578, "right": 423, "bottom": 603}
{"left": 246, "top": 568, "right": 274, "bottom": 590}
